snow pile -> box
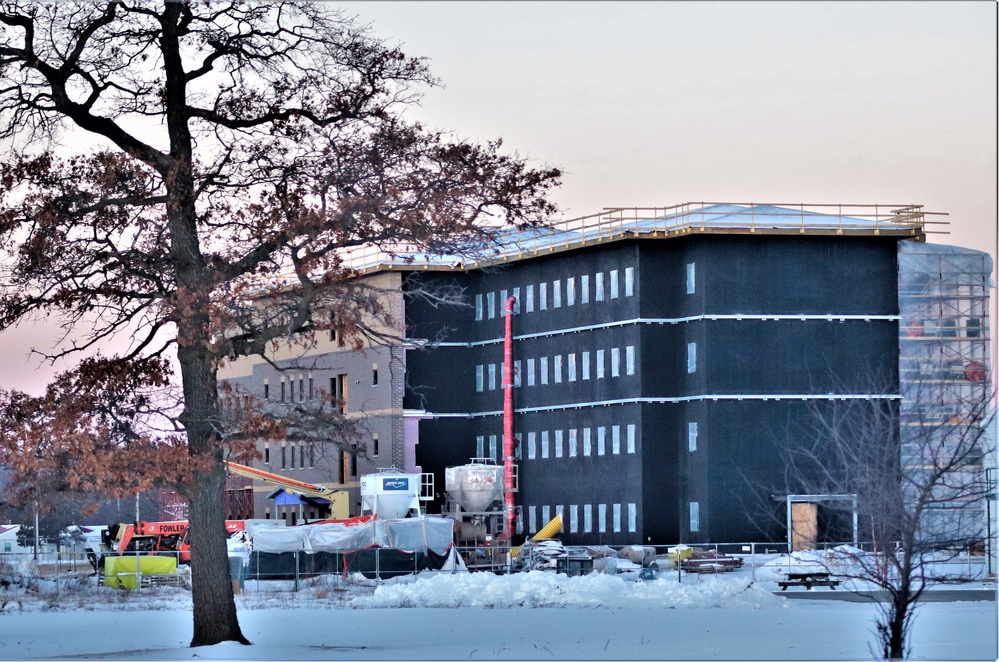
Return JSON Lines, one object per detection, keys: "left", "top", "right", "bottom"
{"left": 756, "top": 545, "right": 870, "bottom": 581}
{"left": 352, "top": 570, "right": 782, "bottom": 610}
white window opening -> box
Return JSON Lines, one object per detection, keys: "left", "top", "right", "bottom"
{"left": 487, "top": 291, "right": 495, "bottom": 319}
{"left": 610, "top": 269, "right": 619, "bottom": 299}
{"left": 686, "top": 262, "right": 696, "bottom": 295}
{"left": 569, "top": 428, "right": 578, "bottom": 457}
{"left": 625, "top": 267, "right": 635, "bottom": 297}
{"left": 596, "top": 272, "right": 605, "bottom": 301}
{"left": 690, "top": 502, "right": 700, "bottom": 532}
{"left": 527, "top": 358, "right": 536, "bottom": 386}
{"left": 528, "top": 432, "right": 537, "bottom": 460}
{"left": 612, "top": 425, "right": 620, "bottom": 454}
{"left": 514, "top": 360, "right": 522, "bottom": 387}
{"left": 581, "top": 274, "right": 590, "bottom": 304}
{"left": 566, "top": 277, "right": 575, "bottom": 305}
{"left": 570, "top": 505, "right": 579, "bottom": 533}
{"left": 583, "top": 428, "right": 592, "bottom": 456}
{"left": 555, "top": 430, "right": 563, "bottom": 457}
{"left": 598, "top": 504, "right": 607, "bottom": 533}
{"left": 613, "top": 503, "right": 622, "bottom": 533}
{"left": 475, "top": 294, "right": 483, "bottom": 321}
{"left": 529, "top": 506, "right": 538, "bottom": 534}
{"left": 611, "top": 347, "right": 620, "bottom": 377}
{"left": 476, "top": 435, "right": 484, "bottom": 458}
{"left": 554, "top": 354, "right": 563, "bottom": 383}
{"left": 597, "top": 427, "right": 606, "bottom": 456}
{"left": 541, "top": 430, "right": 550, "bottom": 458}
{"left": 540, "top": 356, "right": 549, "bottom": 385}
{"left": 688, "top": 421, "right": 698, "bottom": 452}
{"left": 626, "top": 346, "right": 635, "bottom": 375}
{"left": 552, "top": 280, "right": 561, "bottom": 308}
{"left": 475, "top": 365, "right": 484, "bottom": 392}
{"left": 542, "top": 505, "right": 551, "bottom": 525}
{"left": 687, "top": 342, "right": 697, "bottom": 373}
{"left": 539, "top": 282, "right": 548, "bottom": 310}
{"left": 488, "top": 363, "right": 496, "bottom": 390}
{"left": 627, "top": 424, "right": 636, "bottom": 454}
{"left": 582, "top": 351, "right": 590, "bottom": 380}
{"left": 628, "top": 503, "right": 637, "bottom": 532}
{"left": 596, "top": 349, "right": 605, "bottom": 379}
{"left": 584, "top": 504, "right": 593, "bottom": 533}
{"left": 568, "top": 353, "right": 577, "bottom": 382}
{"left": 489, "top": 434, "right": 497, "bottom": 460}
{"left": 526, "top": 284, "right": 535, "bottom": 313}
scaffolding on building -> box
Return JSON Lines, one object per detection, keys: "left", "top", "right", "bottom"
{"left": 897, "top": 241, "right": 994, "bottom": 549}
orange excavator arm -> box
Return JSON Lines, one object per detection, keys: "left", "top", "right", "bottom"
{"left": 225, "top": 461, "right": 349, "bottom": 518}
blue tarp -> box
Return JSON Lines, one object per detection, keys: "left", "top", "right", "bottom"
{"left": 267, "top": 488, "right": 330, "bottom": 506}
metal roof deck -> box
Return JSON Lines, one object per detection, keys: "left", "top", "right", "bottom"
{"left": 243, "top": 203, "right": 938, "bottom": 294}
{"left": 344, "top": 202, "right": 936, "bottom": 274}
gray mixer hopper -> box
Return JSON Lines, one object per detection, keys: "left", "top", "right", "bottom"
{"left": 445, "top": 462, "right": 504, "bottom": 514}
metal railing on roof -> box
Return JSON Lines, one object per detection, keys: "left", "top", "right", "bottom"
{"left": 260, "top": 202, "right": 940, "bottom": 282}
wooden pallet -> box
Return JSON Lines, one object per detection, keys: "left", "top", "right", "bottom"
{"left": 140, "top": 573, "right": 188, "bottom": 589}
{"left": 680, "top": 556, "right": 744, "bottom": 574}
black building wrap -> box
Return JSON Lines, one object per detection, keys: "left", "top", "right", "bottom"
{"left": 403, "top": 235, "right": 902, "bottom": 544}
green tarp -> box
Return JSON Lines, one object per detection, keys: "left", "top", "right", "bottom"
{"left": 103, "top": 555, "right": 178, "bottom": 589}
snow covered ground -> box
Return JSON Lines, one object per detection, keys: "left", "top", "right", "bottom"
{"left": 1, "top": 568, "right": 995, "bottom": 661}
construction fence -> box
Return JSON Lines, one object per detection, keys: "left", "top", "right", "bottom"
{"left": 1, "top": 539, "right": 991, "bottom": 594}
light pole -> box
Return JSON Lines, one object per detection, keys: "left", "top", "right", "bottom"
{"left": 33, "top": 500, "right": 39, "bottom": 561}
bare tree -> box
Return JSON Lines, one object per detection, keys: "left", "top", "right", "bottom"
{"left": 775, "top": 371, "right": 994, "bottom": 660}
{"left": 0, "top": 1, "right": 560, "bottom": 646}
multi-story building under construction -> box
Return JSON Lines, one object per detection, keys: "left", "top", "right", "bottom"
{"left": 218, "top": 202, "right": 993, "bottom": 546}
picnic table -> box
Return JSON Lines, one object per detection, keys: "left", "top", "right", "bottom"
{"left": 778, "top": 570, "right": 841, "bottom": 590}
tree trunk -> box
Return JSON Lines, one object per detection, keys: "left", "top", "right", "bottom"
{"left": 158, "top": 3, "right": 248, "bottom": 646}
{"left": 187, "top": 454, "right": 250, "bottom": 646}
{"left": 888, "top": 599, "right": 907, "bottom": 661}
{"left": 180, "top": 343, "right": 250, "bottom": 647}
{"left": 173, "top": 259, "right": 251, "bottom": 647}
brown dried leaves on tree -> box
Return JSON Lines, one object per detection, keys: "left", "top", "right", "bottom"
{"left": 0, "top": 357, "right": 194, "bottom": 510}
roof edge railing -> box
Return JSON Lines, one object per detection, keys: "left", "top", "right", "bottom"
{"left": 244, "top": 203, "right": 941, "bottom": 289}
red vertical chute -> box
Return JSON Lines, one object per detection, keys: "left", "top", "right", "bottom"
{"left": 502, "top": 296, "right": 517, "bottom": 540}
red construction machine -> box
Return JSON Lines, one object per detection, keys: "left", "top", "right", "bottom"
{"left": 100, "top": 519, "right": 246, "bottom": 564}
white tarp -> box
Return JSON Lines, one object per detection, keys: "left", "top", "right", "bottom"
{"left": 250, "top": 526, "right": 311, "bottom": 553}
{"left": 308, "top": 521, "right": 378, "bottom": 551}
{"left": 382, "top": 518, "right": 454, "bottom": 553}
{"left": 248, "top": 517, "right": 454, "bottom": 554}
{"left": 438, "top": 545, "right": 469, "bottom": 572}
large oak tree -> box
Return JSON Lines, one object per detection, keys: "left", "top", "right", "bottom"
{"left": 0, "top": 1, "right": 559, "bottom": 646}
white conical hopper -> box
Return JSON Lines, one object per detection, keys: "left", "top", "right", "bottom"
{"left": 445, "top": 464, "right": 503, "bottom": 513}
{"left": 360, "top": 473, "right": 420, "bottom": 519}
